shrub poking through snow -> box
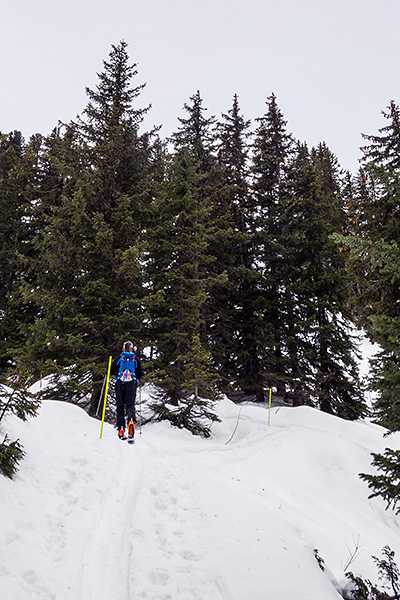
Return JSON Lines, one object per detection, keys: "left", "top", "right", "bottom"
{"left": 360, "top": 449, "right": 400, "bottom": 514}
{"left": 0, "top": 378, "right": 40, "bottom": 478}
{"left": 0, "top": 434, "right": 25, "bottom": 479}
{"left": 345, "top": 546, "right": 400, "bottom": 600}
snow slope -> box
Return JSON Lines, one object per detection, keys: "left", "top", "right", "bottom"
{"left": 1, "top": 391, "right": 400, "bottom": 600}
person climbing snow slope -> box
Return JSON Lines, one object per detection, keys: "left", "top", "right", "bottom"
{"left": 110, "top": 341, "right": 143, "bottom": 441}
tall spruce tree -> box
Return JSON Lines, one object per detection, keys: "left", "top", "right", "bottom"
{"left": 19, "top": 41, "right": 156, "bottom": 415}
{"left": 303, "top": 144, "right": 364, "bottom": 418}
{"left": 0, "top": 131, "right": 42, "bottom": 375}
{"left": 209, "top": 94, "right": 254, "bottom": 396}
{"left": 17, "top": 123, "right": 92, "bottom": 379}
{"left": 0, "top": 131, "right": 26, "bottom": 372}
{"left": 248, "top": 94, "right": 293, "bottom": 400}
{"left": 360, "top": 101, "right": 400, "bottom": 430}
{"left": 284, "top": 142, "right": 319, "bottom": 404}
{"left": 147, "top": 92, "right": 221, "bottom": 436}
{"left": 340, "top": 100, "right": 400, "bottom": 429}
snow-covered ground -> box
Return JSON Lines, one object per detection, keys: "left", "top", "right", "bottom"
{"left": 1, "top": 389, "right": 399, "bottom": 600}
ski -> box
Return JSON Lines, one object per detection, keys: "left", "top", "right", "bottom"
{"left": 118, "top": 433, "right": 134, "bottom": 443}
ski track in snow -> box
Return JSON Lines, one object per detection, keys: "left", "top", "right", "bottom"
{"left": 79, "top": 419, "right": 342, "bottom": 600}
{"left": 1, "top": 394, "right": 400, "bottom": 600}
{"left": 80, "top": 441, "right": 145, "bottom": 600}
{"left": 81, "top": 436, "right": 233, "bottom": 600}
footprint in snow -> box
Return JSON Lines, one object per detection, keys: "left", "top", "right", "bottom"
{"left": 149, "top": 569, "right": 170, "bottom": 586}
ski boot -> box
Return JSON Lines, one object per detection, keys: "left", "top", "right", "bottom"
{"left": 128, "top": 420, "right": 135, "bottom": 443}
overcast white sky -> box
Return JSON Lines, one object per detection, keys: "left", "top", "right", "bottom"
{"left": 2, "top": 0, "right": 400, "bottom": 173}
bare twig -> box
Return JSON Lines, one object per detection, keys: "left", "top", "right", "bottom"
{"left": 343, "top": 534, "right": 363, "bottom": 571}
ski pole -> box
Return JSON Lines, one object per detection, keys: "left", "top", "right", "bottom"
{"left": 100, "top": 356, "right": 112, "bottom": 439}
{"left": 139, "top": 381, "right": 142, "bottom": 436}
{"left": 268, "top": 388, "right": 272, "bottom": 427}
{"left": 96, "top": 372, "right": 108, "bottom": 417}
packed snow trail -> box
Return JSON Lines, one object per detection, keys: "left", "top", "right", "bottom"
{"left": 81, "top": 423, "right": 336, "bottom": 600}
{"left": 1, "top": 394, "right": 400, "bottom": 600}
{"left": 80, "top": 441, "right": 146, "bottom": 600}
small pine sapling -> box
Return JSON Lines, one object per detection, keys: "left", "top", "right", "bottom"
{"left": 0, "top": 377, "right": 40, "bottom": 478}
{"left": 360, "top": 449, "right": 400, "bottom": 514}
{"left": 345, "top": 546, "right": 400, "bottom": 600}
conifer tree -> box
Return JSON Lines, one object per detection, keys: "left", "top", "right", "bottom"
{"left": 276, "top": 141, "right": 364, "bottom": 417}
{"left": 346, "top": 546, "right": 400, "bottom": 600}
{"left": 19, "top": 42, "right": 156, "bottom": 415}
{"left": 0, "top": 378, "right": 40, "bottom": 478}
{"left": 361, "top": 101, "right": 400, "bottom": 430}
{"left": 209, "top": 94, "right": 254, "bottom": 395}
{"left": 340, "top": 100, "right": 400, "bottom": 429}
{"left": 284, "top": 142, "right": 319, "bottom": 403}
{"left": 304, "top": 144, "right": 363, "bottom": 418}
{"left": 0, "top": 131, "right": 26, "bottom": 372}
{"left": 360, "top": 448, "right": 400, "bottom": 514}
{"left": 147, "top": 92, "right": 221, "bottom": 436}
{"left": 0, "top": 132, "right": 43, "bottom": 476}
{"left": 248, "top": 93, "right": 293, "bottom": 400}
{"left": 0, "top": 131, "right": 42, "bottom": 374}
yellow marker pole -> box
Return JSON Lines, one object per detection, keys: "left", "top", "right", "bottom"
{"left": 100, "top": 356, "right": 112, "bottom": 439}
{"left": 268, "top": 388, "right": 272, "bottom": 427}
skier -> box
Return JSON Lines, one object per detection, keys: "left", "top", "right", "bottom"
{"left": 110, "top": 341, "right": 143, "bottom": 441}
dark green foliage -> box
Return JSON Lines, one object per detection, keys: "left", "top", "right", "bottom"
{"left": 332, "top": 233, "right": 400, "bottom": 429}
{"left": 360, "top": 448, "right": 400, "bottom": 514}
{"left": 151, "top": 393, "right": 220, "bottom": 438}
{"left": 2, "top": 42, "right": 373, "bottom": 435}
{"left": 305, "top": 145, "right": 364, "bottom": 419}
{"left": 338, "top": 100, "right": 400, "bottom": 430}
{"left": 148, "top": 147, "right": 215, "bottom": 403}
{"left": 346, "top": 546, "right": 400, "bottom": 600}
{"left": 0, "top": 381, "right": 40, "bottom": 423}
{"left": 370, "top": 351, "right": 400, "bottom": 432}
{"left": 17, "top": 41, "right": 158, "bottom": 415}
{"left": 0, "top": 131, "right": 41, "bottom": 373}
{"left": 0, "top": 435, "right": 25, "bottom": 479}
{"left": 373, "top": 547, "right": 400, "bottom": 599}
{"left": 242, "top": 96, "right": 364, "bottom": 417}
{"left": 147, "top": 92, "right": 221, "bottom": 433}
{"left": 284, "top": 142, "right": 319, "bottom": 404}
{"left": 314, "top": 548, "right": 326, "bottom": 572}
{"left": 361, "top": 102, "right": 400, "bottom": 225}
{"left": 209, "top": 94, "right": 254, "bottom": 395}
{"left": 247, "top": 94, "right": 294, "bottom": 400}
{"left": 285, "top": 142, "right": 364, "bottom": 417}
{"left": 0, "top": 379, "right": 40, "bottom": 478}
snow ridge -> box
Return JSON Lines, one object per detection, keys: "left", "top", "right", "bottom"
{"left": 1, "top": 393, "right": 400, "bottom": 600}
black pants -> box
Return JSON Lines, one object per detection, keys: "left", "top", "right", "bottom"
{"left": 116, "top": 379, "right": 137, "bottom": 429}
